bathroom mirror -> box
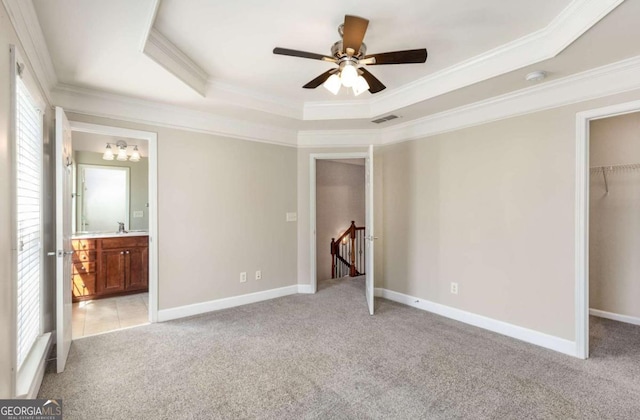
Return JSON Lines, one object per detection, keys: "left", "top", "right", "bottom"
{"left": 76, "top": 164, "right": 130, "bottom": 232}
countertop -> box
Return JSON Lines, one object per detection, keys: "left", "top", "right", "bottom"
{"left": 72, "top": 231, "right": 149, "bottom": 239}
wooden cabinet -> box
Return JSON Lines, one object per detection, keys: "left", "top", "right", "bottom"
{"left": 71, "top": 235, "right": 149, "bottom": 302}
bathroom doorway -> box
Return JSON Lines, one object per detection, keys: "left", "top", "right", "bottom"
{"left": 68, "top": 122, "right": 158, "bottom": 339}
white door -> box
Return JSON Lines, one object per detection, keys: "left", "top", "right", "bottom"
{"left": 365, "top": 145, "right": 375, "bottom": 315}
{"left": 55, "top": 107, "right": 73, "bottom": 373}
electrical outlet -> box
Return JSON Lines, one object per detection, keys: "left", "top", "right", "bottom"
{"left": 255, "top": 270, "right": 262, "bottom": 280}
{"left": 240, "top": 272, "right": 247, "bottom": 283}
{"left": 450, "top": 282, "right": 458, "bottom": 295}
{"left": 286, "top": 212, "right": 297, "bottom": 222}
{"left": 133, "top": 210, "right": 143, "bottom": 218}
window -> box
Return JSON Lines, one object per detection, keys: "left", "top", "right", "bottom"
{"left": 15, "top": 68, "right": 44, "bottom": 370}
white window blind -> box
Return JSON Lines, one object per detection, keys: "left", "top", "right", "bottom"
{"left": 15, "top": 75, "right": 43, "bottom": 370}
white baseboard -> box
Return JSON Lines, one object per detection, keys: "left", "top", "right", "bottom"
{"left": 157, "top": 285, "right": 299, "bottom": 322}
{"left": 590, "top": 308, "right": 640, "bottom": 326}
{"left": 297, "top": 284, "right": 314, "bottom": 294}
{"left": 375, "top": 288, "right": 577, "bottom": 357}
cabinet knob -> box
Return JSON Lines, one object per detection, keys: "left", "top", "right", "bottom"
{"left": 121, "top": 251, "right": 124, "bottom": 255}
{"left": 126, "top": 250, "right": 130, "bottom": 254}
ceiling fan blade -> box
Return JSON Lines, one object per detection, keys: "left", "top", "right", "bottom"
{"left": 364, "top": 48, "right": 427, "bottom": 65}
{"left": 273, "top": 47, "right": 336, "bottom": 62}
{"left": 342, "top": 15, "right": 369, "bottom": 54}
{"left": 359, "top": 68, "right": 386, "bottom": 93}
{"left": 303, "top": 69, "right": 338, "bottom": 89}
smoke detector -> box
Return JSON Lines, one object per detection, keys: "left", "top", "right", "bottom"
{"left": 525, "top": 71, "right": 547, "bottom": 83}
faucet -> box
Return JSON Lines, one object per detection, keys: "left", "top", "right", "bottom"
{"left": 117, "top": 222, "right": 127, "bottom": 234}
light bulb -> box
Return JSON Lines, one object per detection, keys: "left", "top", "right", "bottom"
{"left": 129, "top": 146, "right": 141, "bottom": 162}
{"left": 116, "top": 146, "right": 128, "bottom": 161}
{"left": 102, "top": 144, "right": 114, "bottom": 161}
{"left": 352, "top": 75, "right": 370, "bottom": 96}
{"left": 340, "top": 64, "right": 358, "bottom": 88}
{"left": 323, "top": 74, "right": 341, "bottom": 95}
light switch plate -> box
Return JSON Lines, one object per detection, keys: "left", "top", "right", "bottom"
{"left": 133, "top": 211, "right": 144, "bottom": 218}
{"left": 286, "top": 212, "right": 297, "bottom": 222}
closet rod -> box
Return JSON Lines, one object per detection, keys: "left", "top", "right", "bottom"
{"left": 590, "top": 163, "right": 640, "bottom": 194}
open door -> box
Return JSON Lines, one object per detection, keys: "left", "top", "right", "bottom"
{"left": 55, "top": 107, "right": 73, "bottom": 373}
{"left": 365, "top": 145, "right": 375, "bottom": 315}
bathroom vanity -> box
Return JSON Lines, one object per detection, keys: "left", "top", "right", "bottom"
{"left": 72, "top": 233, "right": 149, "bottom": 302}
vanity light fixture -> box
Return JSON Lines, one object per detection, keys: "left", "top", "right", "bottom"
{"left": 129, "top": 146, "right": 141, "bottom": 162}
{"left": 102, "top": 143, "right": 114, "bottom": 160}
{"left": 102, "top": 140, "right": 141, "bottom": 162}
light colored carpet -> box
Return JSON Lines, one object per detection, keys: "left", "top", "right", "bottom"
{"left": 39, "top": 277, "right": 640, "bottom": 419}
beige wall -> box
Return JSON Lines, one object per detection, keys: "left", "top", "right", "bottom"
{"left": 67, "top": 113, "right": 298, "bottom": 310}
{"left": 378, "top": 90, "right": 640, "bottom": 341}
{"left": 74, "top": 151, "right": 149, "bottom": 231}
{"left": 589, "top": 112, "right": 640, "bottom": 318}
{"left": 316, "top": 160, "right": 365, "bottom": 281}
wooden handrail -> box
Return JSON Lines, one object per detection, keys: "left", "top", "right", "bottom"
{"left": 331, "top": 221, "right": 365, "bottom": 279}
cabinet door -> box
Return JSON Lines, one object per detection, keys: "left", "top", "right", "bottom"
{"left": 98, "top": 249, "right": 126, "bottom": 294}
{"left": 126, "top": 246, "right": 148, "bottom": 291}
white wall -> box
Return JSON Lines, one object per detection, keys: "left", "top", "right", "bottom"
{"left": 589, "top": 112, "right": 640, "bottom": 319}
{"left": 67, "top": 113, "right": 298, "bottom": 310}
{"left": 315, "top": 160, "right": 365, "bottom": 281}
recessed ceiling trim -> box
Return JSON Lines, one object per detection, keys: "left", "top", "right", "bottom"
{"left": 298, "top": 55, "right": 640, "bottom": 147}
{"left": 208, "top": 80, "right": 303, "bottom": 120}
{"left": 143, "top": 28, "right": 209, "bottom": 97}
{"left": 52, "top": 83, "right": 298, "bottom": 147}
{"left": 48, "top": 56, "right": 640, "bottom": 150}
{"left": 2, "top": 0, "right": 57, "bottom": 103}
{"left": 303, "top": 0, "right": 624, "bottom": 121}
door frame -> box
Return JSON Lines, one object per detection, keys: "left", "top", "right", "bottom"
{"left": 309, "top": 152, "right": 369, "bottom": 294}
{"left": 68, "top": 121, "right": 159, "bottom": 322}
{"left": 575, "top": 98, "right": 640, "bottom": 359}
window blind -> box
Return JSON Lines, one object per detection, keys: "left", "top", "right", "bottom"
{"left": 15, "top": 76, "right": 43, "bottom": 370}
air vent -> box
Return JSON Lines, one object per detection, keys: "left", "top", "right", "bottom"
{"left": 371, "top": 114, "right": 399, "bottom": 124}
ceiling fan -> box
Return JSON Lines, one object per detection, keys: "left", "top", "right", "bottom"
{"left": 273, "top": 15, "right": 427, "bottom": 96}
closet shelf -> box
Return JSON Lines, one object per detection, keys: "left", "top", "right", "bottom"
{"left": 590, "top": 163, "right": 640, "bottom": 194}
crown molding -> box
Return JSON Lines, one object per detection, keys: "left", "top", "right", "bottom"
{"left": 52, "top": 84, "right": 298, "bottom": 147}
{"left": 303, "top": 0, "right": 624, "bottom": 121}
{"left": 299, "top": 55, "right": 640, "bottom": 147}
{"left": 2, "top": 0, "right": 57, "bottom": 103}
{"left": 50, "top": 54, "right": 640, "bottom": 150}
{"left": 143, "top": 28, "right": 210, "bottom": 97}
{"left": 297, "top": 129, "right": 381, "bottom": 148}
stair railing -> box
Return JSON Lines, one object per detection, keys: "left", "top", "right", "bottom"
{"left": 330, "top": 221, "right": 365, "bottom": 278}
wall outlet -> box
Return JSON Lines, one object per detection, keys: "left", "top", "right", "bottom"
{"left": 286, "top": 212, "right": 297, "bottom": 222}
{"left": 450, "top": 282, "right": 458, "bottom": 295}
{"left": 240, "top": 272, "right": 247, "bottom": 283}
{"left": 133, "top": 210, "right": 144, "bottom": 218}
{"left": 255, "top": 270, "right": 262, "bottom": 280}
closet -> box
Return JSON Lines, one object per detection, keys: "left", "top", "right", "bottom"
{"left": 589, "top": 112, "right": 640, "bottom": 327}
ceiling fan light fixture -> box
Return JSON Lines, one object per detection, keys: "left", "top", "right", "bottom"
{"left": 352, "top": 75, "right": 370, "bottom": 96}
{"left": 340, "top": 64, "right": 358, "bottom": 87}
{"left": 323, "top": 74, "right": 341, "bottom": 95}
{"left": 102, "top": 143, "right": 114, "bottom": 161}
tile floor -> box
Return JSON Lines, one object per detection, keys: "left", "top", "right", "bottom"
{"left": 72, "top": 292, "right": 149, "bottom": 339}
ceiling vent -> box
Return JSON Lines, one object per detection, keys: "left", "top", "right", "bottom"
{"left": 371, "top": 114, "right": 399, "bottom": 124}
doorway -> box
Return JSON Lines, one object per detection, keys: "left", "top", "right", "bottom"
{"left": 576, "top": 100, "right": 640, "bottom": 359}
{"left": 309, "top": 148, "right": 375, "bottom": 315}
{"left": 58, "top": 119, "right": 158, "bottom": 349}
{"left": 316, "top": 158, "right": 366, "bottom": 284}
